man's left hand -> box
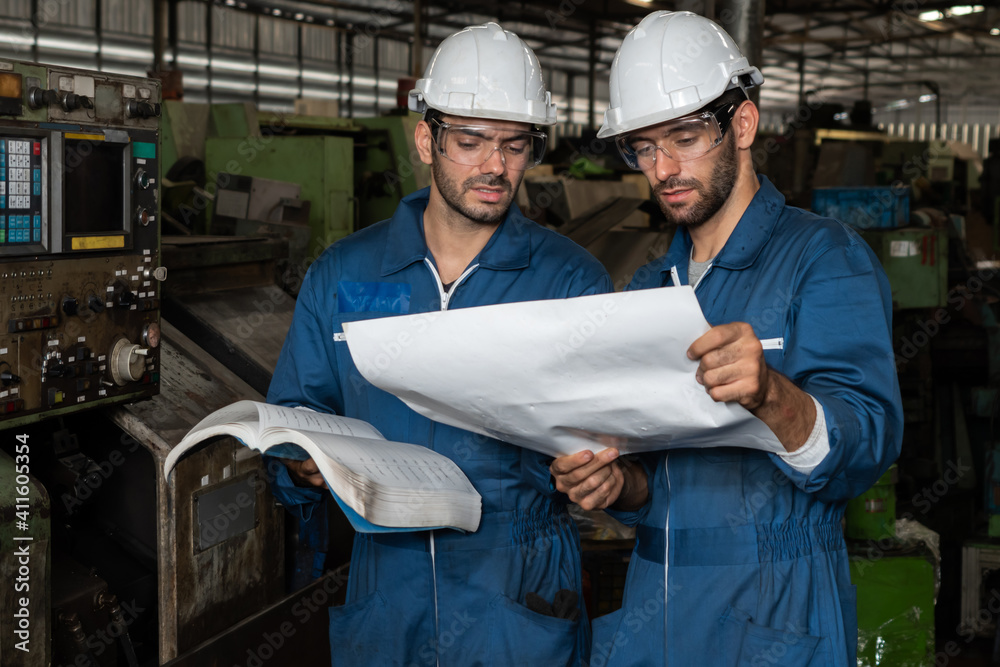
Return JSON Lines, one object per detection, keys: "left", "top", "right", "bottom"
{"left": 688, "top": 322, "right": 770, "bottom": 410}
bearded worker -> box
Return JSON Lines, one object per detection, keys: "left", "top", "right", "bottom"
{"left": 550, "top": 11, "right": 903, "bottom": 666}
{"left": 265, "top": 21, "right": 610, "bottom": 667}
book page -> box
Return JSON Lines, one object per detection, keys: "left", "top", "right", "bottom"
{"left": 256, "top": 403, "right": 384, "bottom": 440}
{"left": 186, "top": 400, "right": 261, "bottom": 435}
{"left": 286, "top": 431, "right": 478, "bottom": 496}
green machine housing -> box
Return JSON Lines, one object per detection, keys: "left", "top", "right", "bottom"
{"left": 160, "top": 101, "right": 428, "bottom": 275}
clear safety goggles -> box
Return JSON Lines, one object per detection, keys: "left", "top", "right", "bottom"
{"left": 616, "top": 101, "right": 739, "bottom": 170}
{"left": 430, "top": 118, "right": 548, "bottom": 171}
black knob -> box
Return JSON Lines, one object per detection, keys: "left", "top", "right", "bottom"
{"left": 62, "top": 93, "right": 80, "bottom": 111}
{"left": 126, "top": 100, "right": 161, "bottom": 119}
{"left": 62, "top": 296, "right": 79, "bottom": 316}
{"left": 1, "top": 370, "right": 21, "bottom": 386}
{"left": 87, "top": 293, "right": 105, "bottom": 314}
{"left": 45, "top": 362, "right": 66, "bottom": 379}
{"left": 27, "top": 87, "right": 59, "bottom": 110}
{"left": 116, "top": 288, "right": 135, "bottom": 308}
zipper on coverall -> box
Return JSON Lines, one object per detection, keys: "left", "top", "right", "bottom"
{"left": 664, "top": 262, "right": 712, "bottom": 663}
{"left": 423, "top": 257, "right": 479, "bottom": 666}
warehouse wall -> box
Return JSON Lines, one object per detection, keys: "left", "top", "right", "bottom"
{"left": 0, "top": 0, "right": 609, "bottom": 134}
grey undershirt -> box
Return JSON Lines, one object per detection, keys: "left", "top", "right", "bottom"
{"left": 687, "top": 256, "right": 713, "bottom": 287}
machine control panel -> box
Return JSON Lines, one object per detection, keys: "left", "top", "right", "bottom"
{"left": 0, "top": 60, "right": 162, "bottom": 426}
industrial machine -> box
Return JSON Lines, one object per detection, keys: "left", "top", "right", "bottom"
{"left": 159, "top": 101, "right": 428, "bottom": 292}
{"left": 0, "top": 59, "right": 168, "bottom": 667}
{"left": 0, "top": 59, "right": 164, "bottom": 427}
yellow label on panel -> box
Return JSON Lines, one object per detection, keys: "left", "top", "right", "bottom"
{"left": 0, "top": 72, "right": 21, "bottom": 99}
{"left": 71, "top": 235, "right": 125, "bottom": 250}
{"left": 64, "top": 133, "right": 105, "bottom": 141}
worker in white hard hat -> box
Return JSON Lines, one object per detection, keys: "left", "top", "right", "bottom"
{"left": 550, "top": 11, "right": 903, "bottom": 665}
{"left": 266, "top": 22, "right": 609, "bottom": 666}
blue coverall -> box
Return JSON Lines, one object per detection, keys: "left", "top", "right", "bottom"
{"left": 266, "top": 187, "right": 612, "bottom": 666}
{"left": 591, "top": 176, "right": 904, "bottom": 666}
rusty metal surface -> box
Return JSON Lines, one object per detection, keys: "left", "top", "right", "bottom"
{"left": 109, "top": 318, "right": 285, "bottom": 663}
{"left": 162, "top": 284, "right": 295, "bottom": 397}
{"left": 161, "top": 236, "right": 289, "bottom": 294}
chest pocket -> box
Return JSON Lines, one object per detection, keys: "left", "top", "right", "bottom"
{"left": 333, "top": 281, "right": 412, "bottom": 441}
{"left": 338, "top": 281, "right": 411, "bottom": 315}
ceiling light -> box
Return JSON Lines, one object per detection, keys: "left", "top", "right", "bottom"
{"left": 991, "top": 27, "right": 1000, "bottom": 35}
{"left": 919, "top": 4, "right": 984, "bottom": 20}
{"left": 918, "top": 94, "right": 937, "bottom": 103}
{"left": 950, "top": 4, "right": 984, "bottom": 15}
{"left": 883, "top": 99, "right": 912, "bottom": 110}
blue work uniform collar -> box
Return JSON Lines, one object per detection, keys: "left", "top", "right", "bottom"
{"left": 380, "top": 187, "right": 532, "bottom": 277}
{"left": 659, "top": 175, "right": 784, "bottom": 284}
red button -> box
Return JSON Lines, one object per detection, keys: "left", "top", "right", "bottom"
{"left": 33, "top": 142, "right": 40, "bottom": 155}
{"left": 5, "top": 400, "right": 16, "bottom": 413}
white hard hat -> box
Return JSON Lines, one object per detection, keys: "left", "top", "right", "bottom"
{"left": 408, "top": 22, "right": 557, "bottom": 126}
{"left": 598, "top": 11, "right": 764, "bottom": 139}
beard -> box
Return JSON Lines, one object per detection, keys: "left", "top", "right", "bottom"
{"left": 653, "top": 132, "right": 738, "bottom": 230}
{"left": 431, "top": 155, "right": 519, "bottom": 226}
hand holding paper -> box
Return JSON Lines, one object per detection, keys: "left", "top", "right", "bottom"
{"left": 343, "top": 287, "right": 783, "bottom": 457}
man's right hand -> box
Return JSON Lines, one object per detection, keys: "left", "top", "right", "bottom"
{"left": 284, "top": 457, "right": 328, "bottom": 489}
{"left": 550, "top": 448, "right": 648, "bottom": 511}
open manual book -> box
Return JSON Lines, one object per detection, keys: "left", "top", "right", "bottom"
{"left": 163, "top": 400, "right": 482, "bottom": 533}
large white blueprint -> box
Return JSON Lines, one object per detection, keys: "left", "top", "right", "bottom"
{"left": 343, "top": 286, "right": 783, "bottom": 457}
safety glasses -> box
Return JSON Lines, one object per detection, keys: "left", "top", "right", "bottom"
{"left": 430, "top": 118, "right": 548, "bottom": 171}
{"left": 616, "top": 101, "right": 740, "bottom": 170}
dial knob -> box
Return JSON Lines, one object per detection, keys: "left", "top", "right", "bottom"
{"left": 86, "top": 293, "right": 106, "bottom": 314}
{"left": 62, "top": 296, "right": 79, "bottom": 316}
{"left": 110, "top": 337, "right": 147, "bottom": 386}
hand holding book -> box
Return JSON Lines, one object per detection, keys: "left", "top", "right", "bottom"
{"left": 163, "top": 400, "right": 482, "bottom": 533}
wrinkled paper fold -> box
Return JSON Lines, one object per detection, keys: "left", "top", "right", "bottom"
{"left": 344, "top": 286, "right": 783, "bottom": 457}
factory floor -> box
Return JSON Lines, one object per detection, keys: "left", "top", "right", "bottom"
{"left": 937, "top": 637, "right": 997, "bottom": 665}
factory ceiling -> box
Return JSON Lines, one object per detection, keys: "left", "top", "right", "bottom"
{"left": 225, "top": 0, "right": 1000, "bottom": 115}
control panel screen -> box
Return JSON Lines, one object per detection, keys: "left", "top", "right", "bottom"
{"left": 64, "top": 138, "right": 125, "bottom": 235}
{"left": 0, "top": 137, "right": 43, "bottom": 245}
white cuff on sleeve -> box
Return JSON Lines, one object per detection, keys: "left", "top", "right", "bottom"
{"left": 777, "top": 395, "right": 830, "bottom": 474}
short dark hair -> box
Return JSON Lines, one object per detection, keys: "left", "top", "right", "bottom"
{"left": 711, "top": 86, "right": 750, "bottom": 111}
